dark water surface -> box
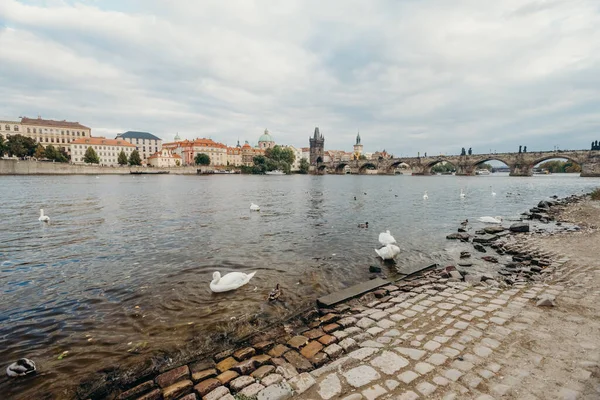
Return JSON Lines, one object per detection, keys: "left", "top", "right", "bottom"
{"left": 0, "top": 173, "right": 596, "bottom": 398}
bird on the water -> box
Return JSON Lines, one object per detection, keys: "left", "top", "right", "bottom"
{"left": 38, "top": 209, "right": 50, "bottom": 222}
{"left": 268, "top": 284, "right": 282, "bottom": 301}
{"left": 6, "top": 358, "right": 36, "bottom": 378}
{"left": 210, "top": 271, "right": 256, "bottom": 293}
{"left": 358, "top": 222, "right": 369, "bottom": 228}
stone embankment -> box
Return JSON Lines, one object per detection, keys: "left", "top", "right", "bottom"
{"left": 0, "top": 159, "right": 202, "bottom": 175}
{"left": 94, "top": 195, "right": 600, "bottom": 400}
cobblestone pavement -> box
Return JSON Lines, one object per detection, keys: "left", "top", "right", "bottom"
{"left": 114, "top": 235, "right": 600, "bottom": 400}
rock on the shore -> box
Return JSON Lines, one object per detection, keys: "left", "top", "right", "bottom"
{"left": 536, "top": 294, "right": 556, "bottom": 307}
{"left": 473, "top": 244, "right": 487, "bottom": 253}
{"left": 510, "top": 223, "right": 530, "bottom": 232}
{"left": 484, "top": 226, "right": 506, "bottom": 234}
{"left": 446, "top": 232, "right": 470, "bottom": 241}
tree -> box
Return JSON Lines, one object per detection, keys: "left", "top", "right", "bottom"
{"left": 299, "top": 158, "right": 310, "bottom": 174}
{"left": 118, "top": 150, "right": 128, "bottom": 165}
{"left": 0, "top": 135, "right": 6, "bottom": 157}
{"left": 129, "top": 150, "right": 142, "bottom": 166}
{"left": 44, "top": 145, "right": 58, "bottom": 160}
{"left": 359, "top": 154, "right": 367, "bottom": 160}
{"left": 34, "top": 144, "right": 46, "bottom": 159}
{"left": 262, "top": 145, "right": 295, "bottom": 173}
{"left": 478, "top": 163, "right": 493, "bottom": 171}
{"left": 194, "top": 153, "right": 211, "bottom": 166}
{"left": 83, "top": 147, "right": 100, "bottom": 164}
{"left": 6, "top": 134, "right": 37, "bottom": 158}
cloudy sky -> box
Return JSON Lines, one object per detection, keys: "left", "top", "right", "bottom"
{"left": 1, "top": 0, "right": 599, "bottom": 156}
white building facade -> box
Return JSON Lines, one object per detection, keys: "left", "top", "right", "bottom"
{"left": 70, "top": 137, "right": 136, "bottom": 166}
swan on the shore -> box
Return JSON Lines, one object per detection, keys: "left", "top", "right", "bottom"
{"left": 423, "top": 191, "right": 429, "bottom": 200}
{"left": 375, "top": 244, "right": 400, "bottom": 260}
{"left": 460, "top": 189, "right": 466, "bottom": 198}
{"left": 210, "top": 271, "right": 256, "bottom": 293}
{"left": 6, "top": 358, "right": 36, "bottom": 378}
{"left": 250, "top": 203, "right": 260, "bottom": 211}
{"left": 38, "top": 209, "right": 50, "bottom": 222}
{"left": 378, "top": 230, "right": 396, "bottom": 245}
{"left": 478, "top": 216, "right": 502, "bottom": 224}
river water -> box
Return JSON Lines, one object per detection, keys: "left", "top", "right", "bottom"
{"left": 0, "top": 173, "right": 597, "bottom": 398}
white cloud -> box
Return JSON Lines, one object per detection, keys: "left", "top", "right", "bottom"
{"left": 1, "top": 0, "right": 599, "bottom": 152}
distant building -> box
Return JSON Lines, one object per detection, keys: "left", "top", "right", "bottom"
{"left": 226, "top": 140, "right": 243, "bottom": 166}
{"left": 353, "top": 132, "right": 363, "bottom": 159}
{"left": 281, "top": 145, "right": 303, "bottom": 171}
{"left": 309, "top": 127, "right": 325, "bottom": 164}
{"left": 372, "top": 150, "right": 392, "bottom": 160}
{"left": 0, "top": 116, "right": 91, "bottom": 156}
{"left": 70, "top": 137, "right": 135, "bottom": 166}
{"left": 163, "top": 138, "right": 228, "bottom": 166}
{"left": 147, "top": 148, "right": 181, "bottom": 168}
{"left": 258, "top": 129, "right": 276, "bottom": 149}
{"left": 116, "top": 131, "right": 162, "bottom": 163}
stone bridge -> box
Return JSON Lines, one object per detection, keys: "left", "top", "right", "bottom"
{"left": 312, "top": 150, "right": 600, "bottom": 177}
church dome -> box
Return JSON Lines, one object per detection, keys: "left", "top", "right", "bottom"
{"left": 258, "top": 129, "right": 274, "bottom": 143}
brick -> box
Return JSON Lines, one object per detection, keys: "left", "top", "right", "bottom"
{"left": 251, "top": 365, "right": 275, "bottom": 379}
{"left": 230, "top": 375, "right": 255, "bottom": 392}
{"left": 117, "top": 381, "right": 155, "bottom": 400}
{"left": 232, "top": 359, "right": 257, "bottom": 375}
{"left": 324, "top": 343, "right": 343, "bottom": 358}
{"left": 214, "top": 349, "right": 234, "bottom": 362}
{"left": 268, "top": 344, "right": 290, "bottom": 358}
{"left": 194, "top": 378, "right": 221, "bottom": 397}
{"left": 318, "top": 334, "right": 337, "bottom": 346}
{"left": 250, "top": 354, "right": 271, "bottom": 366}
{"left": 283, "top": 351, "right": 313, "bottom": 372}
{"left": 239, "top": 383, "right": 265, "bottom": 397}
{"left": 300, "top": 341, "right": 323, "bottom": 359}
{"left": 191, "top": 368, "right": 217, "bottom": 383}
{"left": 204, "top": 386, "right": 229, "bottom": 400}
{"left": 288, "top": 372, "right": 316, "bottom": 394}
{"left": 310, "top": 352, "right": 329, "bottom": 367}
{"left": 303, "top": 328, "right": 325, "bottom": 340}
{"left": 261, "top": 373, "right": 283, "bottom": 386}
{"left": 163, "top": 380, "right": 193, "bottom": 400}
{"left": 217, "top": 370, "right": 239, "bottom": 385}
{"left": 233, "top": 347, "right": 256, "bottom": 361}
{"left": 135, "top": 389, "right": 161, "bottom": 400}
{"left": 323, "top": 323, "right": 341, "bottom": 333}
{"left": 253, "top": 340, "right": 275, "bottom": 352}
{"left": 156, "top": 365, "right": 189, "bottom": 388}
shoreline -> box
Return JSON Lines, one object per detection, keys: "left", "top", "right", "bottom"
{"left": 59, "top": 192, "right": 597, "bottom": 400}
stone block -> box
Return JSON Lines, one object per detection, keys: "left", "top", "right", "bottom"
{"left": 191, "top": 368, "right": 217, "bottom": 383}
{"left": 257, "top": 382, "right": 293, "bottom": 400}
{"left": 214, "top": 349, "right": 234, "bottom": 362}
{"left": 230, "top": 375, "right": 256, "bottom": 392}
{"left": 252, "top": 365, "right": 275, "bottom": 379}
{"left": 233, "top": 359, "right": 257, "bottom": 375}
{"left": 324, "top": 343, "right": 343, "bottom": 358}
{"left": 338, "top": 317, "right": 358, "bottom": 327}
{"left": 320, "top": 313, "right": 340, "bottom": 324}
{"left": 177, "top": 394, "right": 197, "bottom": 400}
{"left": 287, "top": 336, "right": 309, "bottom": 349}
{"left": 116, "top": 381, "right": 155, "bottom": 400}
{"left": 156, "top": 365, "right": 189, "bottom": 388}
{"left": 261, "top": 373, "right": 283, "bottom": 386}
{"left": 217, "top": 370, "right": 240, "bottom": 385}
{"left": 239, "top": 383, "right": 265, "bottom": 397}
{"left": 300, "top": 341, "right": 323, "bottom": 359}
{"left": 318, "top": 334, "right": 337, "bottom": 346}
{"left": 310, "top": 352, "right": 329, "bottom": 367}
{"left": 203, "top": 386, "right": 229, "bottom": 400}
{"left": 303, "top": 328, "right": 325, "bottom": 340}
{"left": 194, "top": 378, "right": 221, "bottom": 397}
{"left": 135, "top": 389, "right": 161, "bottom": 400}
{"left": 323, "top": 323, "right": 341, "bottom": 333}
{"left": 275, "top": 363, "right": 298, "bottom": 379}
{"left": 356, "top": 317, "right": 376, "bottom": 329}
{"left": 216, "top": 357, "right": 238, "bottom": 373}
{"left": 268, "top": 344, "right": 290, "bottom": 358}
{"left": 288, "top": 372, "right": 316, "bottom": 394}
{"left": 254, "top": 340, "right": 275, "bottom": 352}
{"left": 395, "top": 347, "right": 426, "bottom": 360}
{"left": 318, "top": 373, "right": 342, "bottom": 400}
{"left": 234, "top": 347, "right": 256, "bottom": 361}
{"left": 362, "top": 384, "right": 387, "bottom": 400}
{"left": 343, "top": 365, "right": 381, "bottom": 388}
{"left": 398, "top": 371, "right": 419, "bottom": 384}
{"left": 250, "top": 354, "right": 271, "bottom": 366}
{"left": 370, "top": 351, "right": 409, "bottom": 375}
{"left": 283, "top": 350, "right": 313, "bottom": 372}
{"left": 416, "top": 381, "right": 437, "bottom": 396}
{"left": 162, "top": 380, "right": 193, "bottom": 400}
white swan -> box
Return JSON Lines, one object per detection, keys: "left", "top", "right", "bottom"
{"left": 210, "top": 271, "right": 257, "bottom": 293}
{"left": 250, "top": 203, "right": 260, "bottom": 211}
{"left": 375, "top": 244, "right": 400, "bottom": 260}
{"left": 38, "top": 209, "right": 50, "bottom": 222}
{"left": 378, "top": 230, "right": 397, "bottom": 246}
{"left": 460, "top": 189, "right": 466, "bottom": 198}
{"left": 6, "top": 358, "right": 36, "bottom": 377}
{"left": 491, "top": 186, "right": 496, "bottom": 196}
{"left": 423, "top": 191, "right": 429, "bottom": 200}
{"left": 478, "top": 216, "right": 502, "bottom": 224}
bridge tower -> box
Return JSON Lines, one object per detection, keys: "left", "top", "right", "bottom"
{"left": 309, "top": 127, "right": 325, "bottom": 165}
{"left": 353, "top": 132, "right": 363, "bottom": 160}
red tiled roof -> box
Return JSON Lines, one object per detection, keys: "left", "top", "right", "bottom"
{"left": 21, "top": 117, "right": 90, "bottom": 130}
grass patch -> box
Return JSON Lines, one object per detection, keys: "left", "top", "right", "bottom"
{"left": 591, "top": 188, "right": 600, "bottom": 201}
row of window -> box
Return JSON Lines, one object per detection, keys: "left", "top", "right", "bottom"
{"left": 134, "top": 139, "right": 160, "bottom": 145}
{"left": 72, "top": 145, "right": 131, "bottom": 151}
{"left": 73, "top": 158, "right": 120, "bottom": 164}
{"left": 0, "top": 125, "right": 87, "bottom": 137}
{"left": 1, "top": 125, "right": 19, "bottom": 132}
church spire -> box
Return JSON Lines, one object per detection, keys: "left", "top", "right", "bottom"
{"left": 356, "top": 131, "right": 361, "bottom": 145}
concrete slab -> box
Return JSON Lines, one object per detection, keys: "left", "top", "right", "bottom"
{"left": 317, "top": 278, "right": 389, "bottom": 307}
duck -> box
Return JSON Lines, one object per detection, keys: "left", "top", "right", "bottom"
{"left": 210, "top": 271, "right": 256, "bottom": 293}
{"left": 38, "top": 209, "right": 50, "bottom": 222}
{"left": 375, "top": 244, "right": 401, "bottom": 260}
{"left": 378, "top": 230, "right": 396, "bottom": 245}
{"left": 6, "top": 358, "right": 36, "bottom": 378}
{"left": 460, "top": 219, "right": 469, "bottom": 226}
{"left": 267, "top": 284, "right": 282, "bottom": 301}
{"left": 358, "top": 222, "right": 369, "bottom": 228}
{"left": 423, "top": 191, "right": 429, "bottom": 200}
{"left": 460, "top": 189, "right": 466, "bottom": 198}
{"left": 478, "top": 216, "right": 502, "bottom": 224}
{"left": 250, "top": 203, "right": 260, "bottom": 211}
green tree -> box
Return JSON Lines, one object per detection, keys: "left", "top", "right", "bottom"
{"left": 118, "top": 150, "right": 128, "bottom": 165}
{"left": 262, "top": 145, "right": 295, "bottom": 173}
{"left": 7, "top": 134, "right": 38, "bottom": 158}
{"left": 34, "top": 144, "right": 46, "bottom": 159}
{"left": 0, "top": 135, "right": 6, "bottom": 157}
{"left": 194, "top": 153, "right": 211, "bottom": 166}
{"left": 299, "top": 158, "right": 310, "bottom": 174}
{"left": 83, "top": 147, "right": 100, "bottom": 164}
{"left": 129, "top": 149, "right": 142, "bottom": 166}
{"left": 44, "top": 145, "right": 58, "bottom": 160}
{"left": 478, "top": 163, "right": 493, "bottom": 171}
{"left": 55, "top": 148, "right": 69, "bottom": 163}
{"left": 358, "top": 154, "right": 367, "bottom": 160}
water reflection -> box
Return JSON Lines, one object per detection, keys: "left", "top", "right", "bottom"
{"left": 0, "top": 173, "right": 596, "bottom": 398}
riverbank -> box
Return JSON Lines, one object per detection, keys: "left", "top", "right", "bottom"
{"left": 0, "top": 159, "right": 204, "bottom": 175}
{"left": 64, "top": 194, "right": 600, "bottom": 400}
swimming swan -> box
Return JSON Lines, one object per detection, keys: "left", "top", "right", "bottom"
{"left": 460, "top": 189, "right": 466, "bottom": 198}
{"left": 6, "top": 358, "right": 36, "bottom": 377}
{"left": 478, "top": 216, "right": 502, "bottom": 224}
{"left": 210, "top": 271, "right": 256, "bottom": 293}
{"left": 375, "top": 244, "right": 401, "bottom": 260}
{"left": 491, "top": 186, "right": 496, "bottom": 196}
{"left": 378, "top": 230, "right": 397, "bottom": 246}
{"left": 423, "top": 191, "right": 429, "bottom": 200}
{"left": 38, "top": 209, "right": 50, "bottom": 222}
{"left": 250, "top": 203, "right": 260, "bottom": 211}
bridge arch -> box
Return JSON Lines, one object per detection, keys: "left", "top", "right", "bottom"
{"left": 426, "top": 159, "right": 457, "bottom": 175}
{"left": 335, "top": 162, "right": 349, "bottom": 174}
{"left": 317, "top": 164, "right": 329, "bottom": 174}
{"left": 531, "top": 154, "right": 584, "bottom": 168}
{"left": 358, "top": 162, "right": 378, "bottom": 174}
{"left": 385, "top": 160, "right": 412, "bottom": 174}
{"left": 470, "top": 157, "right": 511, "bottom": 169}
